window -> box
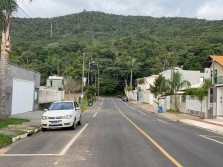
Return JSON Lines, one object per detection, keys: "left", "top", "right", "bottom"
{"left": 49, "top": 102, "right": 74, "bottom": 110}
{"left": 210, "top": 88, "right": 213, "bottom": 103}
{"left": 50, "top": 80, "right": 53, "bottom": 86}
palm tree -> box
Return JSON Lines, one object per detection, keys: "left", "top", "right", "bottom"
{"left": 149, "top": 74, "right": 167, "bottom": 106}
{"left": 167, "top": 70, "right": 190, "bottom": 111}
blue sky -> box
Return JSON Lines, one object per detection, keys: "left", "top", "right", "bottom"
{"left": 16, "top": 0, "right": 223, "bottom": 20}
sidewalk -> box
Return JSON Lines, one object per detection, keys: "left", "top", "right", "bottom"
{"left": 0, "top": 110, "right": 44, "bottom": 143}
{"left": 130, "top": 101, "right": 223, "bottom": 135}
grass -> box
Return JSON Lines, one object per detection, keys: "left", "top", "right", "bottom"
{"left": 0, "top": 131, "right": 26, "bottom": 148}
{"left": 166, "top": 109, "right": 183, "bottom": 114}
{"left": 0, "top": 117, "right": 30, "bottom": 129}
{"left": 0, "top": 134, "right": 11, "bottom": 148}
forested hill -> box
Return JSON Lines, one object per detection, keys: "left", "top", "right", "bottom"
{"left": 8, "top": 11, "right": 223, "bottom": 94}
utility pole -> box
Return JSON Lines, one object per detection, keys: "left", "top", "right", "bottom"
{"left": 50, "top": 22, "right": 53, "bottom": 38}
{"left": 81, "top": 53, "right": 85, "bottom": 108}
{"left": 97, "top": 64, "right": 100, "bottom": 97}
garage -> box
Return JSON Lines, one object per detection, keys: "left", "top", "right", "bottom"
{"left": 11, "top": 79, "right": 35, "bottom": 115}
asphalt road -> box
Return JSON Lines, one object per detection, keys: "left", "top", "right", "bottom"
{"left": 0, "top": 98, "right": 223, "bottom": 167}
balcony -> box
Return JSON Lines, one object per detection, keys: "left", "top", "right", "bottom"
{"left": 215, "top": 76, "right": 223, "bottom": 85}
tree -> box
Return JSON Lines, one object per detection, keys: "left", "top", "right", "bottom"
{"left": 0, "top": 0, "right": 18, "bottom": 118}
{"left": 167, "top": 70, "right": 190, "bottom": 111}
{"left": 149, "top": 74, "right": 167, "bottom": 106}
{"left": 185, "top": 79, "right": 211, "bottom": 117}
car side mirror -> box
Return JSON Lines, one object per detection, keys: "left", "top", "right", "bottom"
{"left": 75, "top": 107, "right": 80, "bottom": 110}
{"left": 44, "top": 109, "right": 48, "bottom": 112}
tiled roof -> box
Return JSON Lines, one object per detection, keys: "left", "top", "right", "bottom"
{"left": 211, "top": 55, "right": 223, "bottom": 66}
{"left": 203, "top": 55, "right": 223, "bottom": 68}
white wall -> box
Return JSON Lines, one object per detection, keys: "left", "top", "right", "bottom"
{"left": 137, "top": 75, "right": 157, "bottom": 91}
{"left": 160, "top": 67, "right": 202, "bottom": 86}
{"left": 186, "top": 96, "right": 208, "bottom": 117}
{"left": 11, "top": 79, "right": 34, "bottom": 115}
{"left": 38, "top": 89, "right": 65, "bottom": 104}
{"left": 216, "top": 87, "right": 223, "bottom": 116}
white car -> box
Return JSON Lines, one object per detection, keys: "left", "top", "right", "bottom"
{"left": 41, "top": 101, "right": 82, "bottom": 131}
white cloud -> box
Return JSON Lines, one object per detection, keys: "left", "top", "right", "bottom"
{"left": 14, "top": 0, "right": 223, "bottom": 20}
{"left": 196, "top": 0, "right": 223, "bottom": 20}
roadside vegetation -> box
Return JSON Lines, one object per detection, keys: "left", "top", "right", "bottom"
{"left": 0, "top": 117, "right": 29, "bottom": 148}
{"left": 5, "top": 11, "right": 223, "bottom": 96}
{"left": 166, "top": 109, "right": 183, "bottom": 114}
{"left": 0, "top": 117, "right": 29, "bottom": 129}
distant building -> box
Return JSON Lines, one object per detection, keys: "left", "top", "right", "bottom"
{"left": 160, "top": 67, "right": 210, "bottom": 85}
{"left": 46, "top": 76, "right": 64, "bottom": 90}
{"left": 38, "top": 76, "right": 64, "bottom": 104}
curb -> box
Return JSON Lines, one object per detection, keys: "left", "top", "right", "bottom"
{"left": 11, "top": 127, "right": 42, "bottom": 143}
{"left": 178, "top": 120, "right": 223, "bottom": 135}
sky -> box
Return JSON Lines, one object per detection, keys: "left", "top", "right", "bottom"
{"left": 15, "top": 0, "right": 223, "bottom": 20}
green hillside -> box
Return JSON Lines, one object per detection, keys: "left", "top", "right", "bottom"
{"left": 8, "top": 11, "right": 223, "bottom": 94}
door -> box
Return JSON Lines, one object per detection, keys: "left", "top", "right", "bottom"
{"left": 11, "top": 79, "right": 35, "bottom": 115}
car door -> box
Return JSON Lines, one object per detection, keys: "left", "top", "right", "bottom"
{"left": 74, "top": 102, "right": 81, "bottom": 122}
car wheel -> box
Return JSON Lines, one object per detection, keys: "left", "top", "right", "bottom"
{"left": 78, "top": 115, "right": 82, "bottom": 125}
{"left": 71, "top": 118, "right": 77, "bottom": 130}
{"left": 42, "top": 128, "right": 47, "bottom": 131}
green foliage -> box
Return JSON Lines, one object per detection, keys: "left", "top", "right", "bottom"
{"left": 0, "top": 131, "right": 26, "bottom": 148}
{"left": 84, "top": 85, "right": 97, "bottom": 99}
{"left": 136, "top": 78, "right": 145, "bottom": 85}
{"left": 0, "top": 0, "right": 17, "bottom": 18}
{"left": 125, "top": 86, "right": 132, "bottom": 91}
{"left": 4, "top": 11, "right": 223, "bottom": 95}
{"left": 185, "top": 79, "right": 211, "bottom": 102}
{"left": 167, "top": 70, "right": 191, "bottom": 94}
{"left": 166, "top": 109, "right": 182, "bottom": 114}
{"left": 0, "top": 134, "right": 11, "bottom": 148}
{"left": 149, "top": 74, "right": 167, "bottom": 98}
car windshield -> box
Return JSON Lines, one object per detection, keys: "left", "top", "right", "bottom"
{"left": 49, "top": 102, "right": 74, "bottom": 110}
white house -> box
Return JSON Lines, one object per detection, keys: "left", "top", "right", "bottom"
{"left": 160, "top": 67, "right": 210, "bottom": 85}
{"left": 203, "top": 55, "right": 223, "bottom": 118}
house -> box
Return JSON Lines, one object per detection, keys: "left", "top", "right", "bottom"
{"left": 160, "top": 67, "right": 210, "bottom": 85}
{"left": 136, "top": 75, "right": 158, "bottom": 105}
{"left": 203, "top": 55, "right": 223, "bottom": 118}
{"left": 130, "top": 67, "right": 211, "bottom": 118}
{"left": 38, "top": 76, "right": 65, "bottom": 104}
{"left": 159, "top": 67, "right": 210, "bottom": 117}
{"left": 4, "top": 64, "right": 40, "bottom": 116}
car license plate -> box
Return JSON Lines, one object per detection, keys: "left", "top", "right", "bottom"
{"left": 50, "top": 120, "right": 59, "bottom": 125}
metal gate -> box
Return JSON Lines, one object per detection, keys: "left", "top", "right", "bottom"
{"left": 11, "top": 79, "right": 34, "bottom": 115}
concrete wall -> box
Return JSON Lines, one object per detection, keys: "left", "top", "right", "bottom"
{"left": 38, "top": 89, "right": 64, "bottom": 104}
{"left": 5, "top": 64, "right": 40, "bottom": 116}
{"left": 186, "top": 96, "right": 208, "bottom": 118}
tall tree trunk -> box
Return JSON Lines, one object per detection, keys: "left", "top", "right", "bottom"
{"left": 0, "top": 13, "right": 11, "bottom": 119}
